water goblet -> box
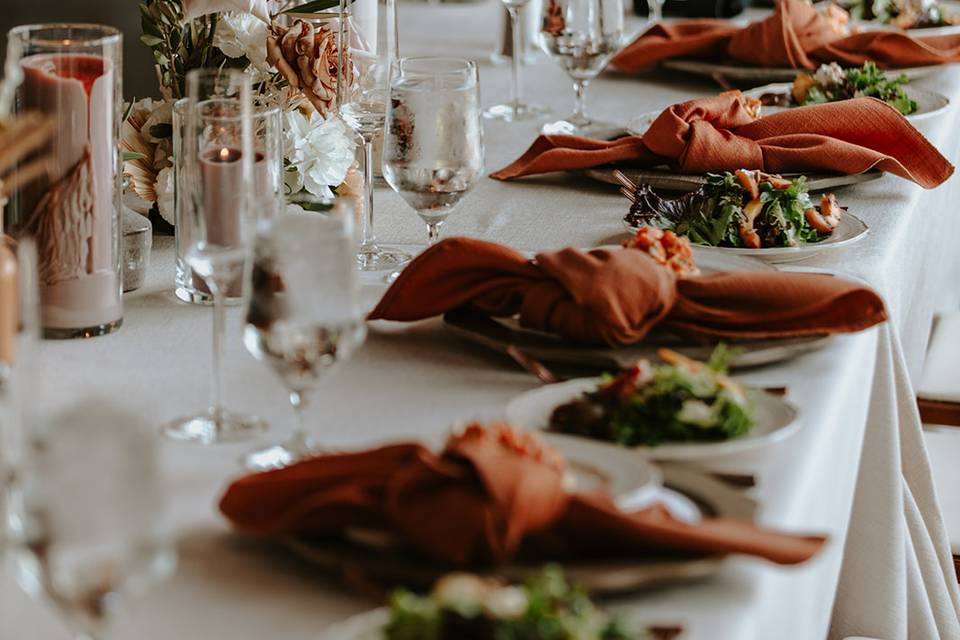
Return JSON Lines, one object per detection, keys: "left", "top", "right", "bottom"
{"left": 242, "top": 204, "right": 367, "bottom": 470}
{"left": 383, "top": 57, "right": 484, "bottom": 249}
{"left": 539, "top": 0, "right": 626, "bottom": 137}
{"left": 484, "top": 0, "right": 550, "bottom": 121}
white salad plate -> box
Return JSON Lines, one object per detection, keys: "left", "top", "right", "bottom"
{"left": 623, "top": 211, "right": 870, "bottom": 264}
{"left": 505, "top": 378, "right": 801, "bottom": 463}
{"left": 743, "top": 82, "right": 951, "bottom": 122}
{"left": 660, "top": 58, "right": 945, "bottom": 83}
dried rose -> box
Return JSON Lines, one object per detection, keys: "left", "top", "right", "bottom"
{"left": 266, "top": 19, "right": 350, "bottom": 118}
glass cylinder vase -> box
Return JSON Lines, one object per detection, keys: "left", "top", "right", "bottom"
{"left": 3, "top": 24, "right": 123, "bottom": 338}
{"left": 173, "top": 90, "right": 285, "bottom": 306}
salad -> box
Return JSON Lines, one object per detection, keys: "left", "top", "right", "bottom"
{"left": 623, "top": 170, "right": 845, "bottom": 249}
{"left": 384, "top": 567, "right": 642, "bottom": 640}
{"left": 764, "top": 62, "right": 918, "bottom": 115}
{"left": 548, "top": 346, "right": 754, "bottom": 447}
{"left": 840, "top": 0, "right": 960, "bottom": 28}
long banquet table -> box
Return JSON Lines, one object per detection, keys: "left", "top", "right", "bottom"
{"left": 4, "top": 2, "right": 960, "bottom": 639}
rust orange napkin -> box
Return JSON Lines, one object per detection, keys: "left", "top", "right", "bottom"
{"left": 611, "top": 0, "right": 960, "bottom": 72}
{"left": 366, "top": 237, "right": 887, "bottom": 347}
{"left": 220, "top": 423, "right": 826, "bottom": 566}
{"left": 490, "top": 93, "right": 953, "bottom": 187}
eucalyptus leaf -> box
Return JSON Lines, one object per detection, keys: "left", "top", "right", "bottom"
{"left": 122, "top": 151, "right": 148, "bottom": 162}
{"left": 140, "top": 34, "right": 164, "bottom": 47}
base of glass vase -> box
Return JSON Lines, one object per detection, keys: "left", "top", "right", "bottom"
{"left": 161, "top": 410, "right": 268, "bottom": 445}
{"left": 173, "top": 284, "right": 245, "bottom": 307}
{"left": 43, "top": 318, "right": 123, "bottom": 340}
{"left": 484, "top": 102, "right": 550, "bottom": 122}
{"left": 357, "top": 246, "right": 412, "bottom": 272}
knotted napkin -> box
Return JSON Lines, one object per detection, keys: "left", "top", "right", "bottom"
{"left": 366, "top": 237, "right": 887, "bottom": 347}
{"left": 612, "top": 0, "right": 960, "bottom": 71}
{"left": 491, "top": 93, "right": 953, "bottom": 186}
{"left": 220, "top": 423, "right": 826, "bottom": 566}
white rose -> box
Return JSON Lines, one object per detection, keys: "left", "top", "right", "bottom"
{"left": 214, "top": 12, "right": 273, "bottom": 77}
{"left": 182, "top": 0, "right": 270, "bottom": 24}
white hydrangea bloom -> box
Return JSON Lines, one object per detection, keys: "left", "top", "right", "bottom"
{"left": 283, "top": 109, "right": 356, "bottom": 201}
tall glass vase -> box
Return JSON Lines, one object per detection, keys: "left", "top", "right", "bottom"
{"left": 3, "top": 24, "right": 123, "bottom": 339}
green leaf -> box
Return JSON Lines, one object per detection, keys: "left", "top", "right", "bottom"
{"left": 122, "top": 151, "right": 148, "bottom": 162}
{"left": 283, "top": 0, "right": 345, "bottom": 14}
{"left": 123, "top": 98, "right": 136, "bottom": 122}
{"left": 140, "top": 34, "right": 164, "bottom": 47}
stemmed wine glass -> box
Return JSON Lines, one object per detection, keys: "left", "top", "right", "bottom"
{"left": 484, "top": 0, "right": 549, "bottom": 122}
{"left": 242, "top": 204, "right": 367, "bottom": 471}
{"left": 539, "top": 0, "right": 625, "bottom": 137}
{"left": 163, "top": 68, "right": 273, "bottom": 444}
{"left": 7, "top": 399, "right": 176, "bottom": 640}
{"left": 340, "top": 0, "right": 411, "bottom": 272}
{"left": 647, "top": 0, "right": 666, "bottom": 24}
{"left": 383, "top": 57, "right": 484, "bottom": 249}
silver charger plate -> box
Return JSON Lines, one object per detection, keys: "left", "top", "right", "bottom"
{"left": 661, "top": 58, "right": 946, "bottom": 83}
{"left": 623, "top": 211, "right": 870, "bottom": 264}
{"left": 743, "top": 82, "right": 951, "bottom": 122}
{"left": 295, "top": 464, "right": 756, "bottom": 614}
{"left": 505, "top": 379, "right": 801, "bottom": 463}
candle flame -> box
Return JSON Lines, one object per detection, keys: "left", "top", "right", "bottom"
{"left": 219, "top": 148, "right": 231, "bottom": 161}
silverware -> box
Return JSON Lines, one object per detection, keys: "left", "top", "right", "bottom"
{"left": 506, "top": 344, "right": 565, "bottom": 384}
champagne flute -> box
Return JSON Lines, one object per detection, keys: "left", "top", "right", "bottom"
{"left": 383, "top": 57, "right": 484, "bottom": 249}
{"left": 163, "top": 68, "right": 272, "bottom": 444}
{"left": 7, "top": 399, "right": 176, "bottom": 640}
{"left": 242, "top": 204, "right": 367, "bottom": 471}
{"left": 539, "top": 0, "right": 625, "bottom": 137}
{"left": 485, "top": 0, "right": 550, "bottom": 122}
{"left": 340, "top": 0, "right": 412, "bottom": 272}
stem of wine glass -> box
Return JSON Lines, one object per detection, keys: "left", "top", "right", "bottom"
{"left": 508, "top": 5, "right": 523, "bottom": 116}
{"left": 209, "top": 281, "right": 225, "bottom": 428}
{"left": 287, "top": 389, "right": 311, "bottom": 455}
{"left": 572, "top": 79, "right": 589, "bottom": 124}
{"left": 426, "top": 220, "right": 443, "bottom": 246}
{"left": 359, "top": 137, "right": 377, "bottom": 254}
{"left": 650, "top": 0, "right": 663, "bottom": 23}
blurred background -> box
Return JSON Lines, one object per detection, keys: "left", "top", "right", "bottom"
{"left": 1, "top": 0, "right": 157, "bottom": 98}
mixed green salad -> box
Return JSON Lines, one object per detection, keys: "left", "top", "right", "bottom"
{"left": 841, "top": 0, "right": 960, "bottom": 28}
{"left": 783, "top": 62, "right": 917, "bottom": 116}
{"left": 385, "top": 567, "right": 641, "bottom": 640}
{"left": 624, "top": 170, "right": 844, "bottom": 249}
{"left": 549, "top": 346, "right": 754, "bottom": 447}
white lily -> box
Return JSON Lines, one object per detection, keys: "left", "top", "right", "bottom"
{"left": 181, "top": 0, "right": 270, "bottom": 24}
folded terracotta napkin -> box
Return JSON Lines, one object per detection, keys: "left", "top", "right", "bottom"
{"left": 366, "top": 237, "right": 887, "bottom": 346}
{"left": 612, "top": 0, "right": 960, "bottom": 72}
{"left": 220, "top": 423, "right": 826, "bottom": 566}
{"left": 490, "top": 93, "right": 953, "bottom": 187}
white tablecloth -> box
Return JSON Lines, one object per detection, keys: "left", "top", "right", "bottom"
{"left": 3, "top": 2, "right": 960, "bottom": 639}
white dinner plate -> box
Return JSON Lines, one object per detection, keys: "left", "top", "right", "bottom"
{"left": 845, "top": 0, "right": 960, "bottom": 36}
{"left": 743, "top": 82, "right": 951, "bottom": 122}
{"left": 504, "top": 378, "right": 801, "bottom": 463}
{"left": 623, "top": 211, "right": 870, "bottom": 264}
{"left": 660, "top": 58, "right": 945, "bottom": 83}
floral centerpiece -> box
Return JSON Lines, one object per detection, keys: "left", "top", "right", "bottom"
{"left": 124, "top": 0, "right": 359, "bottom": 228}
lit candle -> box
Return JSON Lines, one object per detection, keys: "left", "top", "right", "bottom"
{"left": 0, "top": 239, "right": 17, "bottom": 365}
{"left": 200, "top": 146, "right": 245, "bottom": 248}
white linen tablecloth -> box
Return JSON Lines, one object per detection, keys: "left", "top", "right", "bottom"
{"left": 3, "top": 2, "right": 960, "bottom": 638}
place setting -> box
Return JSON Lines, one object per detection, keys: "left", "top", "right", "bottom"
{"left": 2, "top": 0, "right": 960, "bottom": 638}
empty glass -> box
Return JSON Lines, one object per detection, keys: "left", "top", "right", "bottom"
{"left": 340, "top": 0, "right": 411, "bottom": 271}
{"left": 242, "top": 204, "right": 367, "bottom": 470}
{"left": 647, "top": 0, "right": 666, "bottom": 24}
{"left": 485, "top": 0, "right": 550, "bottom": 122}
{"left": 7, "top": 399, "right": 176, "bottom": 640}
{"left": 539, "top": 0, "right": 625, "bottom": 137}
{"left": 163, "top": 68, "right": 270, "bottom": 444}
{"left": 383, "top": 57, "right": 484, "bottom": 248}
